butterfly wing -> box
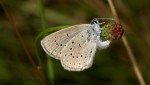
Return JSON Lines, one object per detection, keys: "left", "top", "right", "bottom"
{"left": 60, "top": 29, "right": 97, "bottom": 71}
{"left": 41, "top": 24, "right": 92, "bottom": 59}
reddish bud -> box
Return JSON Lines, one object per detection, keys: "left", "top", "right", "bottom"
{"left": 111, "top": 23, "right": 124, "bottom": 40}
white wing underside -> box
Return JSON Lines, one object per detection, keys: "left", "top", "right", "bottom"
{"left": 60, "top": 30, "right": 97, "bottom": 71}
{"left": 41, "top": 24, "right": 97, "bottom": 71}
{"left": 41, "top": 24, "right": 91, "bottom": 59}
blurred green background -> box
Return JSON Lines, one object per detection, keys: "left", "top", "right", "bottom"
{"left": 0, "top": 0, "right": 150, "bottom": 85}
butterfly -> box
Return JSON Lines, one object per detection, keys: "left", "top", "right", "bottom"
{"left": 41, "top": 18, "right": 123, "bottom": 71}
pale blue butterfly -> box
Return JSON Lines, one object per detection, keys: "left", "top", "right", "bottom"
{"left": 41, "top": 18, "right": 123, "bottom": 71}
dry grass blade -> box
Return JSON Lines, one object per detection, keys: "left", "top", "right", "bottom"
{"left": 83, "top": 0, "right": 111, "bottom": 17}
{"left": 0, "top": 2, "right": 46, "bottom": 85}
{"left": 108, "top": 0, "right": 146, "bottom": 85}
{"left": 122, "top": 36, "right": 146, "bottom": 85}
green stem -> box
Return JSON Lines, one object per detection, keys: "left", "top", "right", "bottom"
{"left": 38, "top": 0, "right": 47, "bottom": 30}
{"left": 37, "top": 0, "right": 54, "bottom": 84}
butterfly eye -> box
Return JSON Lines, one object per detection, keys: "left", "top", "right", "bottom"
{"left": 93, "top": 21, "right": 98, "bottom": 24}
{"left": 91, "top": 18, "right": 99, "bottom": 24}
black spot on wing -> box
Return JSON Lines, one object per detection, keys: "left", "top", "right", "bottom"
{"left": 70, "top": 48, "right": 72, "bottom": 50}
{"left": 67, "top": 34, "right": 69, "bottom": 37}
{"left": 72, "top": 41, "right": 74, "bottom": 44}
{"left": 79, "top": 44, "right": 81, "bottom": 47}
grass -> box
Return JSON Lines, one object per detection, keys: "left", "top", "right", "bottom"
{"left": 107, "top": 0, "right": 146, "bottom": 85}
{"left": 0, "top": 0, "right": 149, "bottom": 85}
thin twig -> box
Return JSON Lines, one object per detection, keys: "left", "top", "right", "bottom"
{"left": 122, "top": 36, "right": 146, "bottom": 85}
{"left": 0, "top": 2, "right": 46, "bottom": 85}
{"left": 83, "top": 0, "right": 110, "bottom": 17}
{"left": 107, "top": 0, "right": 146, "bottom": 85}
{"left": 108, "top": 0, "right": 120, "bottom": 23}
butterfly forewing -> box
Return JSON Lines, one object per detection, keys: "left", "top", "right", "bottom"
{"left": 41, "top": 24, "right": 92, "bottom": 59}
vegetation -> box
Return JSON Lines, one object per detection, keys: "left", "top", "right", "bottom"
{"left": 0, "top": 0, "right": 149, "bottom": 85}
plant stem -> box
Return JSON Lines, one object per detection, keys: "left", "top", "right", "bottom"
{"left": 38, "top": 0, "right": 47, "bottom": 30}
{"left": 38, "top": 0, "right": 54, "bottom": 84}
{"left": 122, "top": 36, "right": 146, "bottom": 85}
{"left": 0, "top": 1, "right": 46, "bottom": 85}
{"left": 108, "top": 0, "right": 146, "bottom": 85}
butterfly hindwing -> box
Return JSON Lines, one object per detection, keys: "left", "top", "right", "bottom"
{"left": 60, "top": 29, "right": 97, "bottom": 71}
